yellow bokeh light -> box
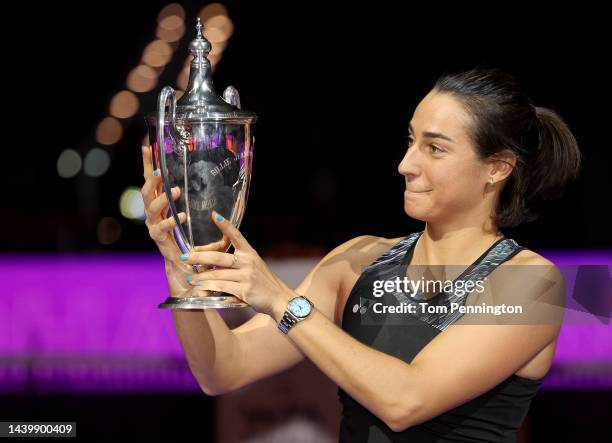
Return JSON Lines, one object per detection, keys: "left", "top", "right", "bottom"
{"left": 119, "top": 187, "right": 146, "bottom": 220}
{"left": 156, "top": 21, "right": 185, "bottom": 43}
{"left": 142, "top": 39, "right": 173, "bottom": 67}
{"left": 158, "top": 3, "right": 185, "bottom": 22}
{"left": 127, "top": 65, "right": 158, "bottom": 93}
{"left": 204, "top": 14, "right": 234, "bottom": 42}
{"left": 96, "top": 117, "right": 123, "bottom": 145}
{"left": 109, "top": 90, "right": 139, "bottom": 119}
{"left": 199, "top": 3, "right": 228, "bottom": 22}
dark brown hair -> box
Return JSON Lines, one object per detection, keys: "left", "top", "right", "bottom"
{"left": 433, "top": 68, "right": 581, "bottom": 228}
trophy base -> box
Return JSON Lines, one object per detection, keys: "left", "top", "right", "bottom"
{"left": 159, "top": 292, "right": 248, "bottom": 310}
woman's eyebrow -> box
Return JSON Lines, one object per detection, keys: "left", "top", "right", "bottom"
{"left": 408, "top": 124, "right": 455, "bottom": 143}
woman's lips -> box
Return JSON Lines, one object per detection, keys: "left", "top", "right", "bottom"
{"left": 405, "top": 189, "right": 432, "bottom": 194}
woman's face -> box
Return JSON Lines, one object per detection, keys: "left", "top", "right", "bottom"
{"left": 398, "top": 90, "right": 493, "bottom": 224}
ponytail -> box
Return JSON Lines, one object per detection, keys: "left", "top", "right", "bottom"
{"left": 434, "top": 68, "right": 582, "bottom": 227}
{"left": 529, "top": 106, "right": 581, "bottom": 200}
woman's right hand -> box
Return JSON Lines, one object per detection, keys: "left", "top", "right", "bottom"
{"left": 141, "top": 145, "right": 188, "bottom": 262}
{"left": 140, "top": 145, "right": 230, "bottom": 293}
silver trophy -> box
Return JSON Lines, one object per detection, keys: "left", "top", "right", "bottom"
{"left": 145, "top": 18, "right": 256, "bottom": 310}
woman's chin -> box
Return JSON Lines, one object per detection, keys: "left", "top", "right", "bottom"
{"left": 403, "top": 202, "right": 429, "bottom": 222}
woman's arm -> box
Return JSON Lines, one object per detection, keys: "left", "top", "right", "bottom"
{"left": 269, "top": 258, "right": 565, "bottom": 432}
{"left": 160, "top": 257, "right": 242, "bottom": 395}
{"left": 184, "top": 216, "right": 564, "bottom": 432}
{"left": 172, "top": 235, "right": 374, "bottom": 395}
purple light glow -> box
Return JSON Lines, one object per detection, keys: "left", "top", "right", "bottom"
{"left": 0, "top": 251, "right": 610, "bottom": 393}
{"left": 0, "top": 253, "right": 183, "bottom": 356}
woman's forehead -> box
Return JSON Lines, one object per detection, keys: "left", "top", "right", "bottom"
{"left": 410, "top": 92, "right": 472, "bottom": 142}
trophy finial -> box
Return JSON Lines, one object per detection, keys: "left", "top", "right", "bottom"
{"left": 189, "top": 17, "right": 211, "bottom": 59}
{"left": 170, "top": 15, "right": 257, "bottom": 115}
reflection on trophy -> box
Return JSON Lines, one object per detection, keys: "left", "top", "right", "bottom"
{"left": 145, "top": 18, "right": 257, "bottom": 310}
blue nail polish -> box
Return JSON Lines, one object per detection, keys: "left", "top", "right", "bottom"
{"left": 180, "top": 253, "right": 189, "bottom": 261}
{"left": 195, "top": 282, "right": 202, "bottom": 287}
{"left": 216, "top": 213, "right": 224, "bottom": 222}
{"left": 186, "top": 275, "right": 193, "bottom": 282}
{"left": 153, "top": 169, "right": 159, "bottom": 176}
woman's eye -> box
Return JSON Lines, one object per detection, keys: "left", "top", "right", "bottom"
{"left": 429, "top": 145, "right": 444, "bottom": 154}
{"left": 406, "top": 136, "right": 414, "bottom": 147}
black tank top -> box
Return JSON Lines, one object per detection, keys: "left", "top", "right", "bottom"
{"left": 338, "top": 232, "right": 544, "bottom": 442}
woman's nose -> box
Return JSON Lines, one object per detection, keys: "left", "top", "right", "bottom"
{"left": 398, "top": 145, "right": 420, "bottom": 176}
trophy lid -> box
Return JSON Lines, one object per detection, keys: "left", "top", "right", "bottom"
{"left": 149, "top": 18, "right": 256, "bottom": 124}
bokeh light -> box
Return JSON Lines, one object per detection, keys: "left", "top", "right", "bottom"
{"left": 199, "top": 3, "right": 228, "bottom": 21}
{"left": 203, "top": 14, "right": 234, "bottom": 42}
{"left": 97, "top": 217, "right": 122, "bottom": 245}
{"left": 158, "top": 3, "right": 185, "bottom": 22}
{"left": 157, "top": 3, "right": 185, "bottom": 43}
{"left": 84, "top": 148, "right": 111, "bottom": 177}
{"left": 95, "top": 117, "right": 123, "bottom": 145}
{"left": 109, "top": 90, "right": 139, "bottom": 119}
{"left": 57, "top": 149, "right": 82, "bottom": 178}
{"left": 120, "top": 187, "right": 146, "bottom": 220}
{"left": 142, "top": 40, "right": 173, "bottom": 68}
{"left": 156, "top": 20, "right": 185, "bottom": 43}
{"left": 126, "top": 65, "right": 158, "bottom": 93}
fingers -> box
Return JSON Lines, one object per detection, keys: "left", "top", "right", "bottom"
{"left": 149, "top": 212, "right": 187, "bottom": 242}
{"left": 148, "top": 186, "right": 180, "bottom": 217}
{"left": 192, "top": 280, "right": 242, "bottom": 298}
{"left": 188, "top": 268, "right": 243, "bottom": 286}
{"left": 182, "top": 250, "right": 239, "bottom": 268}
{"left": 141, "top": 170, "right": 162, "bottom": 208}
{"left": 142, "top": 145, "right": 154, "bottom": 179}
{"left": 192, "top": 235, "right": 231, "bottom": 253}
{"left": 211, "top": 210, "right": 254, "bottom": 252}
{"left": 141, "top": 145, "right": 164, "bottom": 205}
{"left": 141, "top": 180, "right": 159, "bottom": 209}
{"left": 165, "top": 252, "right": 199, "bottom": 278}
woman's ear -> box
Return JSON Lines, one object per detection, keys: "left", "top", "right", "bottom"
{"left": 488, "top": 149, "right": 516, "bottom": 182}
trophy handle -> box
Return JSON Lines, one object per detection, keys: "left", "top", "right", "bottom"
{"left": 157, "top": 86, "right": 193, "bottom": 257}
{"left": 223, "top": 85, "right": 241, "bottom": 109}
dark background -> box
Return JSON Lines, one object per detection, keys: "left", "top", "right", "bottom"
{"left": 2, "top": 391, "right": 610, "bottom": 442}
{"left": 3, "top": 1, "right": 610, "bottom": 254}
{"left": 1, "top": 3, "right": 610, "bottom": 442}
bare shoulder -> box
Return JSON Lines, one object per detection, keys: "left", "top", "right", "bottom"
{"left": 506, "top": 248, "right": 556, "bottom": 266}
{"left": 324, "top": 234, "right": 405, "bottom": 266}
{"left": 322, "top": 235, "right": 406, "bottom": 324}
{"left": 294, "top": 235, "right": 398, "bottom": 294}
{"left": 501, "top": 248, "right": 564, "bottom": 282}
{"left": 496, "top": 247, "right": 566, "bottom": 307}
{"left": 312, "top": 234, "right": 403, "bottom": 281}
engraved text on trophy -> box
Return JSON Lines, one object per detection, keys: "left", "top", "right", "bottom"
{"left": 188, "top": 157, "right": 237, "bottom": 211}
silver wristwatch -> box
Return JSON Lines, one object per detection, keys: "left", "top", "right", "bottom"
{"left": 278, "top": 295, "right": 314, "bottom": 334}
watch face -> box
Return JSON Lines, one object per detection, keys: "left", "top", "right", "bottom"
{"left": 288, "top": 296, "right": 312, "bottom": 318}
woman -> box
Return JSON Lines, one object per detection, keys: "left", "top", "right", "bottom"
{"left": 141, "top": 68, "right": 580, "bottom": 442}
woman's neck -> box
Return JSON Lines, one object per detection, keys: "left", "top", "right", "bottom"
{"left": 411, "top": 222, "right": 504, "bottom": 266}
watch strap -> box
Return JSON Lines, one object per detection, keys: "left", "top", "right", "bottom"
{"left": 278, "top": 310, "right": 299, "bottom": 334}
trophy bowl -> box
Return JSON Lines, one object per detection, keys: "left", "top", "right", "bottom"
{"left": 145, "top": 18, "right": 256, "bottom": 310}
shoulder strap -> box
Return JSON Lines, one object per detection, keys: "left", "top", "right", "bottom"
{"left": 364, "top": 231, "right": 422, "bottom": 271}
{"left": 392, "top": 238, "right": 524, "bottom": 331}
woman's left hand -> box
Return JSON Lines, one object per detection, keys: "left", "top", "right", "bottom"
{"left": 181, "top": 210, "right": 293, "bottom": 318}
